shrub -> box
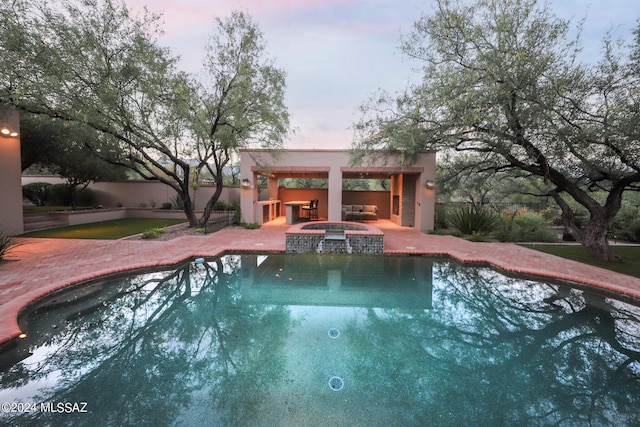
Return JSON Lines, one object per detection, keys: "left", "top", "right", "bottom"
{"left": 160, "top": 202, "right": 173, "bottom": 210}
{"left": 141, "top": 227, "right": 165, "bottom": 239}
{"left": 229, "top": 201, "right": 241, "bottom": 224}
{"left": 171, "top": 194, "right": 184, "bottom": 210}
{"left": 542, "top": 200, "right": 589, "bottom": 228}
{"left": 610, "top": 205, "right": 640, "bottom": 242}
{"left": 448, "top": 205, "right": 497, "bottom": 235}
{"left": 76, "top": 188, "right": 94, "bottom": 207}
{"left": 0, "top": 230, "right": 20, "bottom": 262}
{"left": 242, "top": 222, "right": 261, "bottom": 229}
{"left": 48, "top": 184, "right": 72, "bottom": 206}
{"left": 434, "top": 203, "right": 448, "bottom": 229}
{"left": 213, "top": 200, "right": 231, "bottom": 210}
{"left": 22, "top": 182, "right": 51, "bottom": 206}
{"left": 496, "top": 211, "right": 557, "bottom": 242}
{"left": 468, "top": 231, "right": 488, "bottom": 242}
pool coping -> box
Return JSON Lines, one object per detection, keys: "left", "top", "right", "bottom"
{"left": 1, "top": 219, "right": 640, "bottom": 347}
{"left": 285, "top": 220, "right": 384, "bottom": 235}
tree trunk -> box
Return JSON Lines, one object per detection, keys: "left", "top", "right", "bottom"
{"left": 69, "top": 184, "right": 77, "bottom": 210}
{"left": 579, "top": 221, "right": 621, "bottom": 262}
{"left": 179, "top": 188, "right": 199, "bottom": 228}
{"left": 551, "top": 190, "right": 621, "bottom": 262}
{"left": 198, "top": 176, "right": 224, "bottom": 228}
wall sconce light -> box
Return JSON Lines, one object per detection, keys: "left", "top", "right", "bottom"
{"left": 0, "top": 126, "right": 18, "bottom": 138}
{"left": 425, "top": 180, "right": 436, "bottom": 189}
{"left": 241, "top": 178, "right": 251, "bottom": 188}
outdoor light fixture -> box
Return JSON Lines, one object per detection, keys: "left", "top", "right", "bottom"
{"left": 425, "top": 180, "right": 436, "bottom": 189}
{"left": 0, "top": 126, "right": 18, "bottom": 138}
{"left": 241, "top": 178, "right": 251, "bottom": 188}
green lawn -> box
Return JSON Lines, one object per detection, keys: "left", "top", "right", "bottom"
{"left": 522, "top": 244, "right": 640, "bottom": 279}
{"left": 20, "top": 218, "right": 186, "bottom": 240}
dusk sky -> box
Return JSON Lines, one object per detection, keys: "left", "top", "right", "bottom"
{"left": 124, "top": 0, "right": 638, "bottom": 150}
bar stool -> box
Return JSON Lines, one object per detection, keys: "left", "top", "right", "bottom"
{"left": 302, "top": 199, "right": 318, "bottom": 221}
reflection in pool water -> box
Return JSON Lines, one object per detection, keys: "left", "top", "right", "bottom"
{"left": 1, "top": 254, "right": 640, "bottom": 426}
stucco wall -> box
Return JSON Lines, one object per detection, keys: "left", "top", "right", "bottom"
{"left": 21, "top": 177, "right": 241, "bottom": 210}
{"left": 21, "top": 175, "right": 66, "bottom": 185}
{"left": 0, "top": 109, "right": 23, "bottom": 235}
{"left": 87, "top": 181, "right": 240, "bottom": 210}
{"left": 342, "top": 190, "right": 390, "bottom": 219}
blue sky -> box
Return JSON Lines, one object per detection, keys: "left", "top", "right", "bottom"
{"left": 124, "top": 0, "right": 638, "bottom": 149}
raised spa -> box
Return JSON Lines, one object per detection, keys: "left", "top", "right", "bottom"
{"left": 285, "top": 221, "right": 384, "bottom": 254}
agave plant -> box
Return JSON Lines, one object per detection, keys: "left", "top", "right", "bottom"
{"left": 0, "top": 230, "right": 20, "bottom": 262}
{"left": 448, "top": 205, "right": 497, "bottom": 236}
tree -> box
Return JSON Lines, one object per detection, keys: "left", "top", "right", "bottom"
{"left": 184, "top": 11, "right": 289, "bottom": 224}
{"left": 21, "top": 114, "right": 127, "bottom": 208}
{"left": 19, "top": 115, "right": 59, "bottom": 172}
{"left": 436, "top": 153, "right": 549, "bottom": 209}
{"left": 0, "top": 0, "right": 288, "bottom": 227}
{"left": 353, "top": 0, "right": 640, "bottom": 261}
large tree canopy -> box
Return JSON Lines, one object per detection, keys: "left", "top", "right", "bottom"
{"left": 353, "top": 0, "right": 640, "bottom": 261}
{"left": 0, "top": 0, "right": 289, "bottom": 227}
{"left": 21, "top": 114, "right": 128, "bottom": 208}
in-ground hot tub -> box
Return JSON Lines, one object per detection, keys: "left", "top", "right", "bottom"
{"left": 285, "top": 221, "right": 384, "bottom": 254}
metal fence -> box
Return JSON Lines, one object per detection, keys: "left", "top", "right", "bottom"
{"left": 438, "top": 201, "right": 549, "bottom": 213}
{"left": 204, "top": 210, "right": 236, "bottom": 234}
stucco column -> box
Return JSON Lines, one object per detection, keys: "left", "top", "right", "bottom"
{"left": 327, "top": 166, "right": 342, "bottom": 221}
{"left": 239, "top": 151, "right": 256, "bottom": 224}
{"left": 267, "top": 176, "right": 279, "bottom": 201}
{"left": 0, "top": 108, "right": 23, "bottom": 235}
{"left": 416, "top": 152, "right": 436, "bottom": 232}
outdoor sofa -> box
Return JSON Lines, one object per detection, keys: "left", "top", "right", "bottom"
{"left": 342, "top": 204, "right": 378, "bottom": 221}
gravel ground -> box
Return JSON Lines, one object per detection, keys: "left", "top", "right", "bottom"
{"left": 127, "top": 222, "right": 213, "bottom": 241}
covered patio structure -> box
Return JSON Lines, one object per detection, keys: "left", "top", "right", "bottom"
{"left": 239, "top": 149, "right": 436, "bottom": 233}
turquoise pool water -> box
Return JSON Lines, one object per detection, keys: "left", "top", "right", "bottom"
{"left": 1, "top": 253, "right": 639, "bottom": 426}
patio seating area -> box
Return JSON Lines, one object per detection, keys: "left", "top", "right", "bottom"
{"left": 342, "top": 204, "right": 378, "bottom": 221}
{"left": 2, "top": 217, "right": 640, "bottom": 346}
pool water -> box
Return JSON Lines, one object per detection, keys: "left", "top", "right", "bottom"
{"left": 1, "top": 254, "right": 640, "bottom": 426}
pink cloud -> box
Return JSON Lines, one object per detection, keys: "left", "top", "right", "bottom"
{"left": 220, "top": 0, "right": 361, "bottom": 17}
{"left": 124, "top": 0, "right": 362, "bottom": 31}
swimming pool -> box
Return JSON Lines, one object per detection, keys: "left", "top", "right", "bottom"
{"left": 1, "top": 253, "right": 639, "bottom": 425}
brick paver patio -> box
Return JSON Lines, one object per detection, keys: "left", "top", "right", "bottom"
{"left": 2, "top": 218, "right": 640, "bottom": 346}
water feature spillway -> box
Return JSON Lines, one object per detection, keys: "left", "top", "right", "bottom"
{"left": 285, "top": 221, "right": 384, "bottom": 254}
